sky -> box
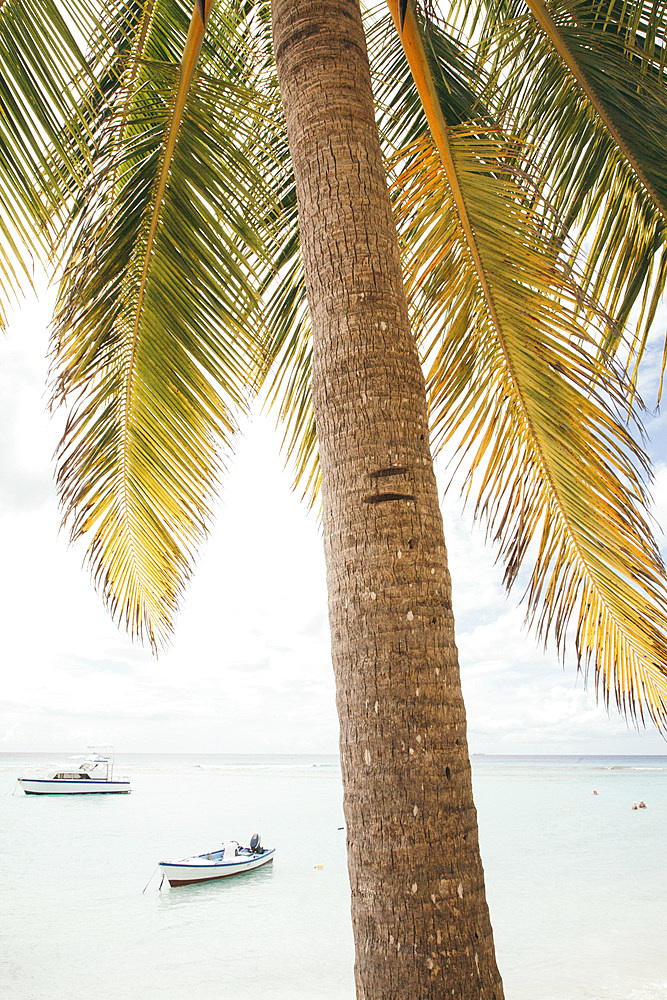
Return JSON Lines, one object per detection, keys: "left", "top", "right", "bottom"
{"left": 1, "top": 287, "right": 667, "bottom": 755}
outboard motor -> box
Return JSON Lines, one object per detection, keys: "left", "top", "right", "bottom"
{"left": 250, "top": 833, "right": 261, "bottom": 854}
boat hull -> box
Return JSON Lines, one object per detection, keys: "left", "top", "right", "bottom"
{"left": 19, "top": 779, "right": 131, "bottom": 795}
{"left": 160, "top": 849, "right": 275, "bottom": 886}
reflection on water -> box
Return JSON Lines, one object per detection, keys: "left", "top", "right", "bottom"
{"left": 156, "top": 859, "right": 276, "bottom": 908}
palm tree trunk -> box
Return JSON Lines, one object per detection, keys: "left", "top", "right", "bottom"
{"left": 272, "top": 1, "right": 504, "bottom": 996}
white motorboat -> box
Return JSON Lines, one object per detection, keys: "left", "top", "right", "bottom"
{"left": 159, "top": 834, "right": 274, "bottom": 886}
{"left": 17, "top": 746, "right": 131, "bottom": 795}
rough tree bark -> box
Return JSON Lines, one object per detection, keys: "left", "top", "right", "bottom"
{"left": 272, "top": 0, "right": 504, "bottom": 996}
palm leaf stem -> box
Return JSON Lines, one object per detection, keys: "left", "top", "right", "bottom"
{"left": 522, "top": 0, "right": 667, "bottom": 224}
{"left": 127, "top": 0, "right": 213, "bottom": 399}
{"left": 119, "top": 0, "right": 214, "bottom": 585}
{"left": 386, "top": 0, "right": 503, "bottom": 340}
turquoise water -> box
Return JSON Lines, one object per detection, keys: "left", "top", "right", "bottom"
{"left": 1, "top": 754, "right": 665, "bottom": 999}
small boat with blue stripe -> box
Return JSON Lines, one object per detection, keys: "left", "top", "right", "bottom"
{"left": 159, "top": 834, "right": 274, "bottom": 886}
{"left": 18, "top": 746, "right": 130, "bottom": 795}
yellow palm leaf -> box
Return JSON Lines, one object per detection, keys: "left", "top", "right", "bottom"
{"left": 393, "top": 129, "right": 667, "bottom": 727}
{"left": 51, "top": 0, "right": 276, "bottom": 646}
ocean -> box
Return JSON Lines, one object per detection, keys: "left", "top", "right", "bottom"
{"left": 1, "top": 753, "right": 665, "bottom": 1000}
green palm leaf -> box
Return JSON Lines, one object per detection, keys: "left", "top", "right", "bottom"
{"left": 0, "top": 0, "right": 99, "bottom": 326}
{"left": 471, "top": 0, "right": 667, "bottom": 386}
{"left": 263, "top": 248, "right": 319, "bottom": 504}
{"left": 367, "top": 2, "right": 492, "bottom": 143}
{"left": 51, "top": 0, "right": 278, "bottom": 646}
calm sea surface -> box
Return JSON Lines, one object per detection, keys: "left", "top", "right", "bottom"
{"left": 1, "top": 753, "right": 665, "bottom": 1000}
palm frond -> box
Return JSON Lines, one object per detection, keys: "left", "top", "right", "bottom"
{"left": 51, "top": 0, "right": 279, "bottom": 646}
{"left": 233, "top": 3, "right": 320, "bottom": 507}
{"left": 260, "top": 162, "right": 320, "bottom": 504}
{"left": 469, "top": 0, "right": 667, "bottom": 389}
{"left": 263, "top": 250, "right": 320, "bottom": 505}
{"left": 366, "top": 2, "right": 491, "bottom": 147}
{"left": 394, "top": 130, "right": 667, "bottom": 727}
{"left": 386, "top": 0, "right": 667, "bottom": 724}
{"left": 0, "top": 0, "right": 99, "bottom": 325}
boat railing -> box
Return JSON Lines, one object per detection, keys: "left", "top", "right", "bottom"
{"left": 83, "top": 745, "right": 116, "bottom": 780}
